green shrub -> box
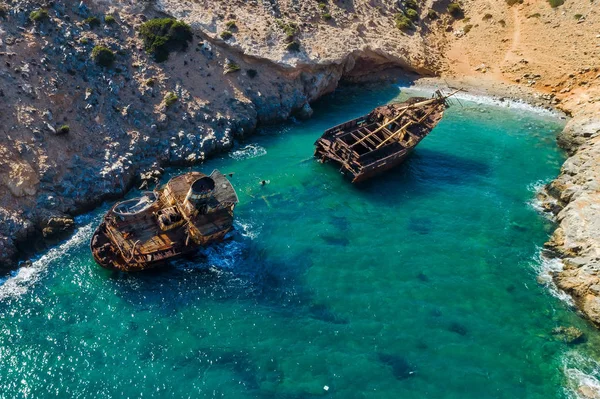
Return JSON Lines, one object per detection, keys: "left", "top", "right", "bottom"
{"left": 91, "top": 46, "right": 115, "bottom": 67}
{"left": 85, "top": 16, "right": 101, "bottom": 28}
{"left": 318, "top": 2, "right": 327, "bottom": 10}
{"left": 57, "top": 125, "right": 70, "bottom": 135}
{"left": 322, "top": 12, "right": 332, "bottom": 20}
{"left": 220, "top": 30, "right": 233, "bottom": 40}
{"left": 574, "top": 13, "right": 583, "bottom": 19}
{"left": 29, "top": 9, "right": 48, "bottom": 22}
{"left": 286, "top": 41, "right": 301, "bottom": 52}
{"left": 224, "top": 61, "right": 241, "bottom": 74}
{"left": 138, "top": 18, "right": 193, "bottom": 62}
{"left": 80, "top": 37, "right": 89, "bottom": 44}
{"left": 427, "top": 9, "right": 438, "bottom": 19}
{"left": 164, "top": 92, "right": 178, "bottom": 107}
{"left": 246, "top": 69, "right": 257, "bottom": 78}
{"left": 548, "top": 0, "right": 564, "bottom": 7}
{"left": 105, "top": 15, "right": 116, "bottom": 24}
{"left": 463, "top": 24, "right": 473, "bottom": 33}
{"left": 447, "top": 3, "right": 463, "bottom": 18}
{"left": 505, "top": 0, "right": 523, "bottom": 5}
{"left": 394, "top": 13, "right": 413, "bottom": 31}
{"left": 225, "top": 20, "right": 237, "bottom": 30}
{"left": 405, "top": 8, "right": 419, "bottom": 21}
{"left": 405, "top": 0, "right": 418, "bottom": 9}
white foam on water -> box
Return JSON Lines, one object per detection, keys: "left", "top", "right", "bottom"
{"left": 530, "top": 250, "right": 575, "bottom": 307}
{"left": 0, "top": 222, "right": 95, "bottom": 301}
{"left": 399, "top": 85, "right": 561, "bottom": 118}
{"left": 200, "top": 240, "right": 244, "bottom": 270}
{"left": 235, "top": 219, "right": 261, "bottom": 240}
{"left": 562, "top": 351, "right": 600, "bottom": 399}
{"left": 229, "top": 144, "right": 267, "bottom": 161}
{"left": 527, "top": 179, "right": 557, "bottom": 220}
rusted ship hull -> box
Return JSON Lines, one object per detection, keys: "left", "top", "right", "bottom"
{"left": 315, "top": 91, "right": 454, "bottom": 183}
{"left": 90, "top": 170, "right": 238, "bottom": 272}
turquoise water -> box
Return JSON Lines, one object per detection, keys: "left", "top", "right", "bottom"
{"left": 1, "top": 85, "right": 596, "bottom": 398}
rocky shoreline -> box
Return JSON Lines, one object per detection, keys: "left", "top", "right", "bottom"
{"left": 540, "top": 104, "right": 600, "bottom": 327}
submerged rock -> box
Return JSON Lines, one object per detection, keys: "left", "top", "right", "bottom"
{"left": 551, "top": 326, "right": 585, "bottom": 344}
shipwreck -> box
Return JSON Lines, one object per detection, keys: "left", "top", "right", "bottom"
{"left": 314, "top": 90, "right": 457, "bottom": 183}
{"left": 91, "top": 170, "right": 238, "bottom": 272}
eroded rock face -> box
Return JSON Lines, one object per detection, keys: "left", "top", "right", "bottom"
{"left": 542, "top": 107, "right": 600, "bottom": 327}
{"left": 0, "top": 0, "right": 427, "bottom": 267}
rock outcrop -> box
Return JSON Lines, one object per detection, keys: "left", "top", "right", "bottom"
{"left": 542, "top": 102, "right": 600, "bottom": 326}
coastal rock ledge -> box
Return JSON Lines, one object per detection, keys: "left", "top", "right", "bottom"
{"left": 543, "top": 106, "right": 600, "bottom": 326}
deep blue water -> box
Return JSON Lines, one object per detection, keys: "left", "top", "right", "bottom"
{"left": 2, "top": 84, "right": 598, "bottom": 398}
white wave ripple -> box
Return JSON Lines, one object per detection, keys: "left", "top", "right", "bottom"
{"left": 0, "top": 221, "right": 95, "bottom": 301}
{"left": 527, "top": 179, "right": 557, "bottom": 220}
{"left": 530, "top": 250, "right": 575, "bottom": 307}
{"left": 399, "top": 85, "right": 561, "bottom": 117}
{"left": 563, "top": 351, "right": 600, "bottom": 399}
{"left": 229, "top": 144, "right": 267, "bottom": 161}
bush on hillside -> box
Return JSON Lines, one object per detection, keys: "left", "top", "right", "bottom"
{"left": 405, "top": 8, "right": 419, "bottom": 21}
{"left": 85, "top": 16, "right": 101, "bottom": 28}
{"left": 220, "top": 30, "right": 233, "bottom": 40}
{"left": 505, "top": 0, "right": 523, "bottom": 5}
{"left": 447, "top": 3, "right": 463, "bottom": 18}
{"left": 29, "top": 9, "right": 48, "bottom": 22}
{"left": 394, "top": 13, "right": 413, "bottom": 31}
{"left": 105, "top": 15, "right": 116, "bottom": 24}
{"left": 138, "top": 18, "right": 193, "bottom": 62}
{"left": 548, "top": 0, "right": 564, "bottom": 7}
{"left": 91, "top": 46, "right": 115, "bottom": 67}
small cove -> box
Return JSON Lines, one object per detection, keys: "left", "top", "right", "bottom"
{"left": 1, "top": 83, "right": 599, "bottom": 398}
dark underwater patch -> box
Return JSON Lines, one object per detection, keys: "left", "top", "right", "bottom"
{"left": 377, "top": 353, "right": 416, "bottom": 380}
{"left": 309, "top": 303, "right": 348, "bottom": 325}
{"left": 319, "top": 234, "right": 349, "bottom": 246}
{"left": 448, "top": 322, "right": 468, "bottom": 336}
{"left": 416, "top": 272, "right": 429, "bottom": 282}
{"left": 408, "top": 217, "right": 432, "bottom": 235}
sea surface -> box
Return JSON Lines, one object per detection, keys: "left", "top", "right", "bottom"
{"left": 1, "top": 84, "right": 599, "bottom": 398}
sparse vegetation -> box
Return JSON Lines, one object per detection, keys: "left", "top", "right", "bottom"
{"left": 394, "top": 12, "right": 413, "bottom": 31}
{"left": 548, "top": 0, "right": 565, "bottom": 7}
{"left": 447, "top": 3, "right": 463, "bottom": 18}
{"left": 574, "top": 13, "right": 583, "bottom": 19}
{"left": 286, "top": 41, "right": 301, "bottom": 52}
{"left": 224, "top": 61, "right": 241, "bottom": 74}
{"left": 105, "top": 15, "right": 116, "bottom": 24}
{"left": 405, "top": 8, "right": 419, "bottom": 21}
{"left": 246, "top": 69, "right": 257, "bottom": 78}
{"left": 427, "top": 9, "right": 438, "bottom": 20}
{"left": 220, "top": 31, "right": 233, "bottom": 40}
{"left": 483, "top": 13, "right": 493, "bottom": 21}
{"left": 145, "top": 78, "right": 156, "bottom": 87}
{"left": 322, "top": 12, "right": 332, "bottom": 20}
{"left": 138, "top": 18, "right": 193, "bottom": 62}
{"left": 528, "top": 13, "right": 541, "bottom": 18}
{"left": 463, "top": 24, "right": 473, "bottom": 34}
{"left": 91, "top": 46, "right": 115, "bottom": 67}
{"left": 85, "top": 16, "right": 101, "bottom": 28}
{"left": 164, "top": 92, "right": 178, "bottom": 107}
{"left": 405, "top": 0, "right": 418, "bottom": 9}
{"left": 225, "top": 20, "right": 237, "bottom": 30}
{"left": 29, "top": 9, "right": 48, "bottom": 22}
{"left": 505, "top": 0, "right": 523, "bottom": 5}
{"left": 80, "top": 37, "right": 89, "bottom": 44}
{"left": 57, "top": 125, "right": 70, "bottom": 135}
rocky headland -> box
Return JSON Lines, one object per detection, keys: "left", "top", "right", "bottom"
{"left": 1, "top": 0, "right": 600, "bottom": 329}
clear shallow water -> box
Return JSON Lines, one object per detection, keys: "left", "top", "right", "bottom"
{"left": 1, "top": 85, "right": 598, "bottom": 398}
